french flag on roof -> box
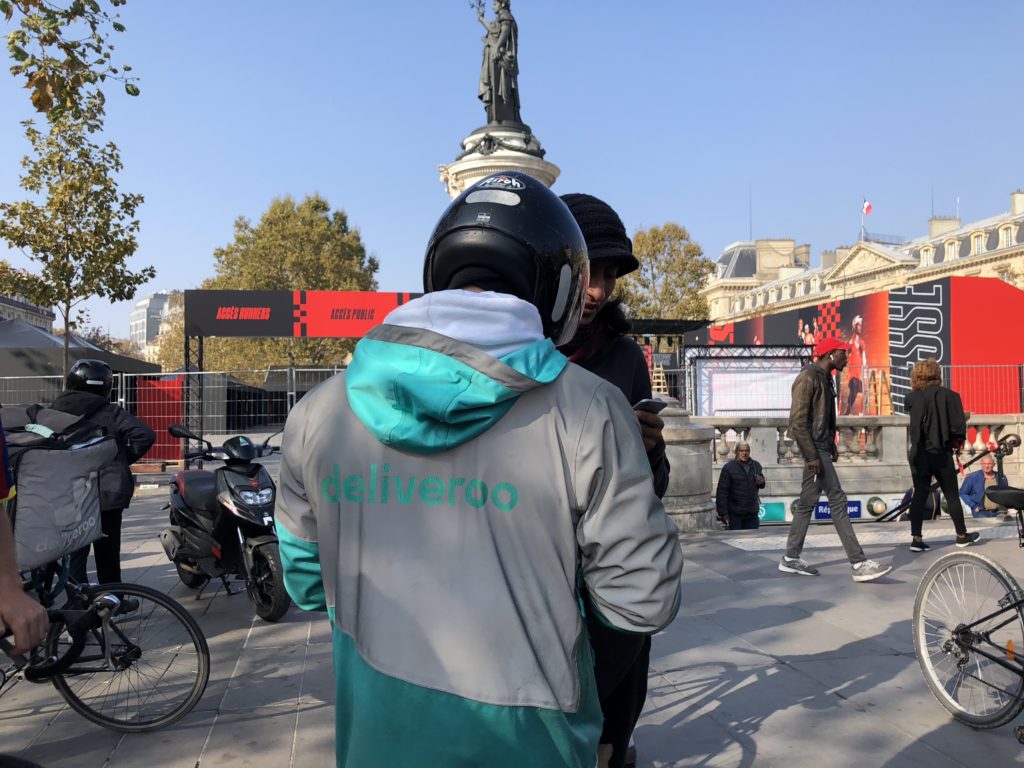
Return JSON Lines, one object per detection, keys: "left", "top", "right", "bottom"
{"left": 862, "top": 199, "right": 873, "bottom": 216}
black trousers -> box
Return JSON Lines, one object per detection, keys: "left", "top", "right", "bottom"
{"left": 909, "top": 452, "right": 967, "bottom": 538}
{"left": 586, "top": 603, "right": 651, "bottom": 768}
{"left": 69, "top": 507, "right": 124, "bottom": 584}
{"left": 728, "top": 512, "right": 759, "bottom": 530}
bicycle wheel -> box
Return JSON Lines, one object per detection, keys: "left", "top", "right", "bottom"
{"left": 50, "top": 583, "right": 210, "bottom": 732}
{"left": 914, "top": 551, "right": 1024, "bottom": 728}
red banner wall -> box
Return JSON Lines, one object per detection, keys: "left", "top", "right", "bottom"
{"left": 950, "top": 277, "right": 1024, "bottom": 413}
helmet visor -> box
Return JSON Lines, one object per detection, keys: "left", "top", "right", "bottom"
{"left": 552, "top": 259, "right": 588, "bottom": 347}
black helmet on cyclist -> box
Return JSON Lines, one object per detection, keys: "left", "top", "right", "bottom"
{"left": 67, "top": 358, "right": 114, "bottom": 398}
{"left": 423, "top": 171, "right": 589, "bottom": 347}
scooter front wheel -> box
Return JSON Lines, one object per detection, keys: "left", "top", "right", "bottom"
{"left": 247, "top": 543, "right": 291, "bottom": 622}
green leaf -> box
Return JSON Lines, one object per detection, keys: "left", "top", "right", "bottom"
{"left": 124, "top": 82, "right": 138, "bottom": 96}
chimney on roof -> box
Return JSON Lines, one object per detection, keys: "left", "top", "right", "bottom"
{"left": 1012, "top": 190, "right": 1024, "bottom": 216}
{"left": 929, "top": 216, "right": 960, "bottom": 238}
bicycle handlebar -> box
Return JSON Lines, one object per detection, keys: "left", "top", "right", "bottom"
{"left": 2, "top": 606, "right": 96, "bottom": 681}
{"left": 0, "top": 634, "right": 29, "bottom": 668}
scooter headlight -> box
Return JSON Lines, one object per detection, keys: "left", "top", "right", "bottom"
{"left": 238, "top": 488, "right": 274, "bottom": 505}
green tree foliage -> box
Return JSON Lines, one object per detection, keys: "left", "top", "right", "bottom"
{"left": 2, "top": 0, "right": 138, "bottom": 118}
{"left": 616, "top": 222, "right": 713, "bottom": 320}
{"left": 153, "top": 195, "right": 380, "bottom": 375}
{"left": 0, "top": 94, "right": 153, "bottom": 376}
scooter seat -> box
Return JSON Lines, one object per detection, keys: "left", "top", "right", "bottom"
{"left": 177, "top": 470, "right": 219, "bottom": 516}
{"left": 986, "top": 486, "right": 1024, "bottom": 511}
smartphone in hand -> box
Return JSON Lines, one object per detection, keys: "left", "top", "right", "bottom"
{"left": 633, "top": 398, "right": 668, "bottom": 414}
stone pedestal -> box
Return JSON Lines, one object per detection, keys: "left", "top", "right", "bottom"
{"left": 439, "top": 123, "right": 560, "bottom": 199}
{"left": 661, "top": 405, "right": 717, "bottom": 533}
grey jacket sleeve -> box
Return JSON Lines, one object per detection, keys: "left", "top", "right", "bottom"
{"left": 276, "top": 392, "right": 328, "bottom": 613}
{"left": 574, "top": 382, "right": 683, "bottom": 634}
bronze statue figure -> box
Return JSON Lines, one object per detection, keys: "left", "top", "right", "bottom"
{"left": 475, "top": 0, "right": 521, "bottom": 125}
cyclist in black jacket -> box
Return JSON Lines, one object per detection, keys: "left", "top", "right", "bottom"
{"left": 52, "top": 359, "right": 155, "bottom": 585}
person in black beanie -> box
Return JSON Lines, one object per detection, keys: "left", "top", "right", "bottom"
{"left": 560, "top": 192, "right": 670, "bottom": 768}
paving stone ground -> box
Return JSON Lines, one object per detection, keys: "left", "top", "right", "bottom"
{"left": 4, "top": 485, "right": 1024, "bottom": 767}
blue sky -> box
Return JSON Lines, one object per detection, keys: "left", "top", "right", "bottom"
{"left": 2, "top": 1, "right": 1022, "bottom": 337}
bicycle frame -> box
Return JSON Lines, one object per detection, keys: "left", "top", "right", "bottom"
{"left": 878, "top": 433, "right": 1022, "bottom": 522}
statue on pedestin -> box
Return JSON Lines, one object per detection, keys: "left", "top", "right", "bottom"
{"left": 474, "top": 0, "right": 521, "bottom": 125}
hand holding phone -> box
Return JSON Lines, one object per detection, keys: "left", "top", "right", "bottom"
{"left": 633, "top": 398, "right": 667, "bottom": 414}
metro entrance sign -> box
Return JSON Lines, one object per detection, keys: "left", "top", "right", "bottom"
{"left": 184, "top": 289, "right": 420, "bottom": 339}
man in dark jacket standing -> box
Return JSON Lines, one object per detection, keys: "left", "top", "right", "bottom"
{"left": 716, "top": 442, "right": 764, "bottom": 529}
{"left": 53, "top": 359, "right": 156, "bottom": 585}
{"left": 782, "top": 338, "right": 891, "bottom": 582}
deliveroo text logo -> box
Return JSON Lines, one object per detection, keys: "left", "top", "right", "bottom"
{"left": 321, "top": 464, "right": 519, "bottom": 512}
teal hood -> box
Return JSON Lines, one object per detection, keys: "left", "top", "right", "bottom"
{"left": 345, "top": 293, "right": 568, "bottom": 454}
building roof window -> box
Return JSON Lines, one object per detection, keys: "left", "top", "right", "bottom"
{"left": 1002, "top": 226, "right": 1015, "bottom": 249}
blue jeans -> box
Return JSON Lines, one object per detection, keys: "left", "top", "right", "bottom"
{"left": 961, "top": 495, "right": 998, "bottom": 518}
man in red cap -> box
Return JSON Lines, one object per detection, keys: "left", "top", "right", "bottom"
{"left": 781, "top": 337, "right": 892, "bottom": 582}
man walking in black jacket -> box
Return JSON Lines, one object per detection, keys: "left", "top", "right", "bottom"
{"left": 782, "top": 338, "right": 891, "bottom": 583}
{"left": 716, "top": 442, "right": 764, "bottom": 529}
{"left": 53, "top": 359, "right": 156, "bottom": 585}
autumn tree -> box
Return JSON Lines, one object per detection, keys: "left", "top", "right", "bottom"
{"left": 616, "top": 222, "right": 714, "bottom": 320}
{"left": 0, "top": 94, "right": 153, "bottom": 376}
{"left": 2, "top": 0, "right": 139, "bottom": 118}
{"left": 153, "top": 195, "right": 379, "bottom": 375}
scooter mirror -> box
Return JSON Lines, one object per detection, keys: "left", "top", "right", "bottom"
{"left": 168, "top": 424, "right": 197, "bottom": 440}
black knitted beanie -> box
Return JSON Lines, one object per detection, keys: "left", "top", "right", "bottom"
{"left": 559, "top": 193, "right": 640, "bottom": 276}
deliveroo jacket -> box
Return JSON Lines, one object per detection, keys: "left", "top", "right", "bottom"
{"left": 276, "top": 290, "right": 683, "bottom": 768}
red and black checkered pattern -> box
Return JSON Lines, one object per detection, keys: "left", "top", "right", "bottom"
{"left": 816, "top": 301, "right": 842, "bottom": 342}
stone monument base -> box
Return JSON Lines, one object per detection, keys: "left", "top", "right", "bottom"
{"left": 439, "top": 123, "right": 560, "bottom": 199}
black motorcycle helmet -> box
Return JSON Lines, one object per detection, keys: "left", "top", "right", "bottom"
{"left": 66, "top": 358, "right": 114, "bottom": 398}
{"left": 423, "top": 171, "right": 589, "bottom": 346}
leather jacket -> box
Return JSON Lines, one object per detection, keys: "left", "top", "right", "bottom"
{"left": 788, "top": 364, "right": 837, "bottom": 463}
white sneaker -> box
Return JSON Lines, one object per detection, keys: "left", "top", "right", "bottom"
{"left": 852, "top": 559, "right": 892, "bottom": 582}
{"left": 778, "top": 556, "right": 820, "bottom": 576}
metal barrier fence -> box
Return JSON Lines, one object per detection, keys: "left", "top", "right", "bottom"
{"left": 0, "top": 368, "right": 343, "bottom": 464}
{"left": 2, "top": 363, "right": 1022, "bottom": 462}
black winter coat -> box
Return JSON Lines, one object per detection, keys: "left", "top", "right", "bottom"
{"left": 561, "top": 302, "right": 669, "bottom": 498}
{"left": 716, "top": 458, "right": 763, "bottom": 518}
{"left": 50, "top": 390, "right": 156, "bottom": 510}
{"left": 904, "top": 384, "right": 967, "bottom": 460}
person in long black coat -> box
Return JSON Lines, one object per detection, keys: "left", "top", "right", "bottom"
{"left": 904, "top": 358, "right": 978, "bottom": 552}
{"left": 559, "top": 192, "right": 669, "bottom": 768}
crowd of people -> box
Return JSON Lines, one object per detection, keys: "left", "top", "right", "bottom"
{"left": 0, "top": 170, "right": 1015, "bottom": 768}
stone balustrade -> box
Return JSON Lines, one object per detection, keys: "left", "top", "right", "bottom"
{"left": 660, "top": 413, "right": 1024, "bottom": 532}
{"left": 692, "top": 415, "right": 1024, "bottom": 474}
